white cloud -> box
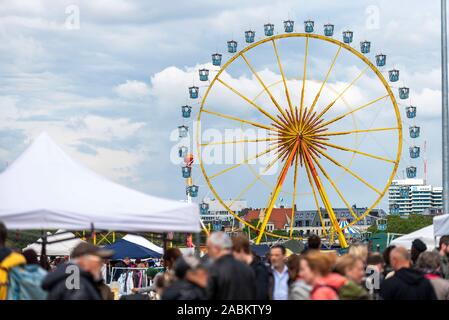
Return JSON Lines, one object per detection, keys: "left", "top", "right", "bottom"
{"left": 115, "top": 80, "right": 149, "bottom": 99}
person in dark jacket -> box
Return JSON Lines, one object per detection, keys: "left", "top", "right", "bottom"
{"left": 162, "top": 256, "right": 208, "bottom": 300}
{"left": 42, "top": 243, "right": 114, "bottom": 300}
{"left": 301, "top": 234, "right": 321, "bottom": 254}
{"left": 232, "top": 235, "right": 270, "bottom": 300}
{"left": 380, "top": 246, "right": 437, "bottom": 300}
{"left": 207, "top": 232, "right": 256, "bottom": 300}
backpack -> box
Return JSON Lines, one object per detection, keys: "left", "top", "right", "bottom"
{"left": 7, "top": 264, "right": 48, "bottom": 300}
{"left": 311, "top": 280, "right": 370, "bottom": 300}
{"left": 0, "top": 251, "right": 26, "bottom": 300}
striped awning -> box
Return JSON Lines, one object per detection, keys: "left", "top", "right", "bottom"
{"left": 339, "top": 219, "right": 360, "bottom": 235}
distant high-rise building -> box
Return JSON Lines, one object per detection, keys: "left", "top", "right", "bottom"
{"left": 388, "top": 179, "right": 443, "bottom": 215}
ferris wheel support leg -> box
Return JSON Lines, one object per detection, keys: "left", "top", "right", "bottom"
{"left": 255, "top": 140, "right": 300, "bottom": 244}
{"left": 303, "top": 145, "right": 348, "bottom": 248}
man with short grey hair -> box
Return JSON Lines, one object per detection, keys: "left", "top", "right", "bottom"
{"left": 380, "top": 247, "right": 437, "bottom": 300}
{"left": 206, "top": 232, "right": 256, "bottom": 299}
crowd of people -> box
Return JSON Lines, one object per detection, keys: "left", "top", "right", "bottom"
{"left": 2, "top": 220, "right": 449, "bottom": 300}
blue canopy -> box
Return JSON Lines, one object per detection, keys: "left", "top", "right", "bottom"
{"left": 103, "top": 239, "right": 162, "bottom": 260}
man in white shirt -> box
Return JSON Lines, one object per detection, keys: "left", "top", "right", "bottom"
{"left": 270, "top": 245, "right": 289, "bottom": 300}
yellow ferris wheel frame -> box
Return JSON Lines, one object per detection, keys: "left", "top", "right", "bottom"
{"left": 196, "top": 33, "right": 402, "bottom": 247}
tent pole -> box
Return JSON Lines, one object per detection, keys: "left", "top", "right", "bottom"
{"left": 40, "top": 230, "right": 50, "bottom": 271}
{"left": 162, "top": 233, "right": 168, "bottom": 254}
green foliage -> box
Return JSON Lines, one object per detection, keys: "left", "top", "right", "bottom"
{"left": 369, "top": 214, "right": 433, "bottom": 234}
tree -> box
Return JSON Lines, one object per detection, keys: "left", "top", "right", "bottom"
{"left": 368, "top": 214, "right": 433, "bottom": 234}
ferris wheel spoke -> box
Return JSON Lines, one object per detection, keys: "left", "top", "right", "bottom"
{"left": 228, "top": 146, "right": 288, "bottom": 208}
{"left": 298, "top": 37, "right": 309, "bottom": 131}
{"left": 202, "top": 109, "right": 277, "bottom": 132}
{"left": 304, "top": 160, "right": 328, "bottom": 236}
{"left": 302, "top": 144, "right": 347, "bottom": 247}
{"left": 309, "top": 145, "right": 382, "bottom": 195}
{"left": 240, "top": 53, "right": 291, "bottom": 123}
{"left": 208, "top": 144, "right": 278, "bottom": 180}
{"left": 313, "top": 126, "right": 399, "bottom": 137}
{"left": 315, "top": 94, "right": 389, "bottom": 130}
{"left": 310, "top": 139, "right": 396, "bottom": 164}
{"left": 308, "top": 149, "right": 359, "bottom": 220}
{"left": 255, "top": 139, "right": 300, "bottom": 244}
{"left": 308, "top": 46, "right": 342, "bottom": 116}
{"left": 215, "top": 77, "right": 284, "bottom": 127}
{"left": 200, "top": 137, "right": 277, "bottom": 146}
{"left": 289, "top": 151, "right": 299, "bottom": 238}
{"left": 271, "top": 39, "right": 295, "bottom": 121}
{"left": 312, "top": 66, "right": 370, "bottom": 124}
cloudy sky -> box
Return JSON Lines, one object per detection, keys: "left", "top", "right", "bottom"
{"left": 0, "top": 0, "right": 443, "bottom": 211}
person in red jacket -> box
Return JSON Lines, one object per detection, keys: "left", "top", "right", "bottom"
{"left": 299, "top": 250, "right": 346, "bottom": 300}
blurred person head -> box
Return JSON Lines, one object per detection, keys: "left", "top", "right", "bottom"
{"left": 22, "top": 249, "right": 39, "bottom": 265}
{"left": 416, "top": 251, "right": 441, "bottom": 275}
{"left": 207, "top": 231, "right": 232, "bottom": 260}
{"left": 270, "top": 245, "right": 286, "bottom": 271}
{"left": 307, "top": 234, "right": 321, "bottom": 251}
{"left": 287, "top": 254, "right": 300, "bottom": 282}
{"left": 232, "top": 235, "right": 252, "bottom": 264}
{"left": 123, "top": 257, "right": 131, "bottom": 266}
{"left": 438, "top": 235, "right": 449, "bottom": 257}
{"left": 367, "top": 252, "right": 384, "bottom": 273}
{"left": 335, "top": 254, "right": 365, "bottom": 284}
{"left": 0, "top": 222, "right": 7, "bottom": 248}
{"left": 390, "top": 247, "right": 411, "bottom": 271}
{"left": 411, "top": 239, "right": 427, "bottom": 264}
{"left": 383, "top": 245, "right": 396, "bottom": 267}
{"left": 348, "top": 243, "right": 368, "bottom": 264}
{"left": 71, "top": 243, "right": 113, "bottom": 280}
{"left": 300, "top": 251, "right": 336, "bottom": 286}
{"left": 174, "top": 256, "right": 209, "bottom": 288}
{"left": 162, "top": 248, "right": 182, "bottom": 270}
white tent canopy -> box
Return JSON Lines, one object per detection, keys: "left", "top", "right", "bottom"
{"left": 122, "top": 234, "right": 163, "bottom": 254}
{"left": 24, "top": 230, "right": 85, "bottom": 256}
{"left": 434, "top": 214, "right": 449, "bottom": 237}
{"left": 0, "top": 133, "right": 199, "bottom": 233}
{"left": 390, "top": 225, "right": 436, "bottom": 251}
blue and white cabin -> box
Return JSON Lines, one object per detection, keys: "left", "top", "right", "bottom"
{"left": 399, "top": 187, "right": 409, "bottom": 198}
{"left": 406, "top": 106, "right": 417, "bottom": 118}
{"left": 342, "top": 30, "right": 353, "bottom": 44}
{"left": 187, "top": 185, "right": 199, "bottom": 197}
{"left": 390, "top": 203, "right": 400, "bottom": 215}
{"left": 200, "top": 202, "right": 209, "bottom": 215}
{"left": 284, "top": 20, "right": 294, "bottom": 33}
{"left": 199, "top": 68, "right": 209, "bottom": 81}
{"left": 399, "top": 87, "right": 409, "bottom": 100}
{"left": 324, "top": 24, "right": 334, "bottom": 36}
{"left": 389, "top": 69, "right": 399, "bottom": 82}
{"left": 409, "top": 126, "right": 420, "bottom": 138}
{"left": 377, "top": 218, "right": 387, "bottom": 231}
{"left": 212, "top": 53, "right": 222, "bottom": 66}
{"left": 178, "top": 146, "right": 188, "bottom": 158}
{"left": 375, "top": 54, "right": 386, "bottom": 67}
{"left": 227, "top": 40, "right": 237, "bottom": 53}
{"left": 406, "top": 166, "right": 417, "bottom": 178}
{"left": 178, "top": 125, "right": 188, "bottom": 138}
{"left": 264, "top": 23, "right": 274, "bottom": 36}
{"left": 189, "top": 86, "right": 199, "bottom": 99}
{"left": 304, "top": 20, "right": 314, "bottom": 33}
{"left": 360, "top": 41, "right": 371, "bottom": 54}
{"left": 409, "top": 146, "right": 420, "bottom": 159}
{"left": 182, "top": 166, "right": 191, "bottom": 178}
{"left": 245, "top": 30, "right": 255, "bottom": 43}
{"left": 182, "top": 105, "right": 192, "bottom": 118}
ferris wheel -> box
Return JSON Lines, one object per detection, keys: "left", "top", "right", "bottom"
{"left": 179, "top": 19, "right": 410, "bottom": 247}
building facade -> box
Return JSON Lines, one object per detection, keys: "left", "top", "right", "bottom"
{"left": 388, "top": 179, "right": 443, "bottom": 215}
{"left": 200, "top": 198, "right": 247, "bottom": 230}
